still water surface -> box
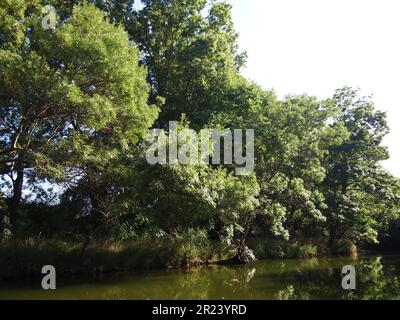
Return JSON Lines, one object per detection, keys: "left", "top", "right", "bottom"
{"left": 1, "top": 254, "right": 400, "bottom": 300}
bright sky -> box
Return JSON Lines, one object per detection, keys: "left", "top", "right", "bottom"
{"left": 228, "top": 0, "right": 400, "bottom": 177}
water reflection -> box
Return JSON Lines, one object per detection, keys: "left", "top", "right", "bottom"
{"left": 1, "top": 254, "right": 400, "bottom": 300}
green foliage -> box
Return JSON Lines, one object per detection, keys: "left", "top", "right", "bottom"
{"left": 0, "top": 0, "right": 399, "bottom": 272}
{"left": 129, "top": 0, "right": 245, "bottom": 127}
{"left": 331, "top": 240, "right": 358, "bottom": 258}
{"left": 0, "top": 236, "right": 219, "bottom": 281}
{"left": 0, "top": 2, "right": 157, "bottom": 224}
{"left": 128, "top": 159, "right": 260, "bottom": 244}
{"left": 322, "top": 88, "right": 400, "bottom": 246}
{"left": 168, "top": 228, "right": 212, "bottom": 266}
{"left": 209, "top": 78, "right": 338, "bottom": 240}
{"left": 0, "top": 193, "right": 11, "bottom": 240}
{"left": 251, "top": 238, "right": 318, "bottom": 260}
{"left": 0, "top": 0, "right": 38, "bottom": 50}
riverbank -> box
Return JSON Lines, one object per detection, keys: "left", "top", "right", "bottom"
{"left": 0, "top": 238, "right": 222, "bottom": 281}
{"left": 0, "top": 238, "right": 358, "bottom": 281}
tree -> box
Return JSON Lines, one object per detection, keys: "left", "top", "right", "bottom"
{"left": 209, "top": 77, "right": 342, "bottom": 241}
{"left": 0, "top": 3, "right": 157, "bottom": 226}
{"left": 322, "top": 87, "right": 398, "bottom": 247}
{"left": 0, "top": 0, "right": 34, "bottom": 51}
{"left": 129, "top": 0, "right": 246, "bottom": 128}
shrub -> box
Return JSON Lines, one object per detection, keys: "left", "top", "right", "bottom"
{"left": 250, "top": 238, "right": 318, "bottom": 260}
{"left": 297, "top": 244, "right": 318, "bottom": 259}
{"left": 0, "top": 196, "right": 12, "bottom": 241}
{"left": 168, "top": 228, "right": 213, "bottom": 266}
{"left": 331, "top": 240, "right": 358, "bottom": 257}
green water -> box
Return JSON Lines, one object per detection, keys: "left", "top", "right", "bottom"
{"left": 1, "top": 254, "right": 400, "bottom": 300}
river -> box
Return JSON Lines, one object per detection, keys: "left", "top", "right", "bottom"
{"left": 1, "top": 254, "right": 400, "bottom": 300}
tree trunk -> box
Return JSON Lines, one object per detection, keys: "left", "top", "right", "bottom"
{"left": 9, "top": 169, "right": 24, "bottom": 226}
{"left": 328, "top": 222, "right": 337, "bottom": 253}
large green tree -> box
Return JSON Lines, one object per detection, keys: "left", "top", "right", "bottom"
{"left": 0, "top": 3, "right": 157, "bottom": 225}
{"left": 209, "top": 77, "right": 343, "bottom": 241}
{"left": 129, "top": 0, "right": 246, "bottom": 128}
{"left": 322, "top": 87, "right": 400, "bottom": 247}
{"left": 1, "top": 0, "right": 399, "bottom": 256}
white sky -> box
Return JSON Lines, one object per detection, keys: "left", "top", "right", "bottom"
{"left": 228, "top": 0, "right": 400, "bottom": 177}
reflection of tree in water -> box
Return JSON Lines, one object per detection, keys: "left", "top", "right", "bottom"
{"left": 166, "top": 256, "right": 400, "bottom": 300}
{"left": 226, "top": 267, "right": 257, "bottom": 286}
{"left": 345, "top": 257, "right": 400, "bottom": 300}
{"left": 277, "top": 285, "right": 295, "bottom": 300}
{"left": 169, "top": 266, "right": 260, "bottom": 299}
{"left": 273, "top": 256, "right": 400, "bottom": 300}
{"left": 25, "top": 255, "right": 400, "bottom": 300}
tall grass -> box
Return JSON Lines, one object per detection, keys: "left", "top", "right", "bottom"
{"left": 250, "top": 238, "right": 318, "bottom": 260}
{"left": 0, "top": 229, "right": 229, "bottom": 281}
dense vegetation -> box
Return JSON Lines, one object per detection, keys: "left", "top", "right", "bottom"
{"left": 1, "top": 0, "right": 400, "bottom": 278}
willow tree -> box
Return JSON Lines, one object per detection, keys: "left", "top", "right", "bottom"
{"left": 0, "top": 3, "right": 157, "bottom": 225}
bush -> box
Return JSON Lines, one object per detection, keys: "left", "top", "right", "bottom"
{"left": 0, "top": 196, "right": 12, "bottom": 241}
{"left": 250, "top": 238, "right": 318, "bottom": 260}
{"left": 331, "top": 240, "right": 358, "bottom": 257}
{"left": 297, "top": 244, "right": 318, "bottom": 259}
{"left": 167, "top": 228, "right": 213, "bottom": 266}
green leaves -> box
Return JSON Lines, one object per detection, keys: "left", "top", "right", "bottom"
{"left": 322, "top": 87, "right": 398, "bottom": 245}
{"left": 129, "top": 0, "right": 244, "bottom": 128}
{"left": 0, "top": 3, "right": 157, "bottom": 220}
{"left": 1, "top": 0, "right": 399, "bottom": 253}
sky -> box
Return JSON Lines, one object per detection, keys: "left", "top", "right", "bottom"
{"left": 227, "top": 0, "right": 400, "bottom": 177}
